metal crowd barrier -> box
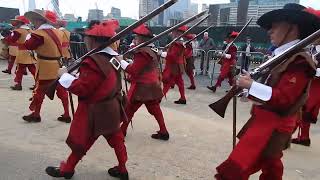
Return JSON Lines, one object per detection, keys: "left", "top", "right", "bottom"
{"left": 192, "top": 49, "right": 206, "bottom": 75}
{"left": 70, "top": 41, "right": 87, "bottom": 60}
{"left": 205, "top": 50, "right": 266, "bottom": 85}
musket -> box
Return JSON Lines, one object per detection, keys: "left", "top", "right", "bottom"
{"left": 210, "top": 17, "right": 253, "bottom": 86}
{"left": 184, "top": 24, "right": 215, "bottom": 45}
{"left": 209, "top": 28, "right": 320, "bottom": 118}
{"left": 164, "top": 13, "right": 211, "bottom": 49}
{"left": 45, "top": 0, "right": 178, "bottom": 100}
{"left": 124, "top": 10, "right": 208, "bottom": 55}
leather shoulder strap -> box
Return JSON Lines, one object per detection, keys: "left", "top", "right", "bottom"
{"left": 43, "top": 29, "right": 63, "bottom": 57}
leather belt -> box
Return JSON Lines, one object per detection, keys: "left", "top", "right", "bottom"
{"left": 37, "top": 55, "right": 61, "bottom": 60}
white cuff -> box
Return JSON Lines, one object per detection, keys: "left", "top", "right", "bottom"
{"left": 161, "top": 52, "right": 167, "bottom": 58}
{"left": 248, "top": 81, "right": 272, "bottom": 101}
{"left": 59, "top": 73, "right": 77, "bottom": 89}
{"left": 120, "top": 60, "right": 129, "bottom": 70}
{"left": 126, "top": 59, "right": 133, "bottom": 64}
{"left": 225, "top": 54, "right": 231, "bottom": 59}
{"left": 316, "top": 68, "right": 320, "bottom": 77}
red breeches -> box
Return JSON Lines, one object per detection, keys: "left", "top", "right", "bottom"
{"left": 14, "top": 64, "right": 36, "bottom": 85}
{"left": 163, "top": 74, "right": 186, "bottom": 100}
{"left": 29, "top": 80, "right": 69, "bottom": 117}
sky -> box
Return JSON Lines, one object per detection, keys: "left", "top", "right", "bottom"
{"left": 0, "top": 0, "right": 319, "bottom": 20}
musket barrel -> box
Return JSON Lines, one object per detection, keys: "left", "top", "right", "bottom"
{"left": 126, "top": 10, "right": 208, "bottom": 54}
{"left": 165, "top": 13, "right": 211, "bottom": 49}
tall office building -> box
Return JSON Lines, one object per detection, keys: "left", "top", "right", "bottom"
{"left": 51, "top": 0, "right": 62, "bottom": 18}
{"left": 163, "top": 0, "right": 192, "bottom": 26}
{"left": 208, "top": 0, "right": 300, "bottom": 26}
{"left": 111, "top": 7, "right": 121, "bottom": 18}
{"left": 139, "top": 0, "right": 159, "bottom": 26}
{"left": 158, "top": 0, "right": 165, "bottom": 25}
{"left": 87, "top": 9, "right": 104, "bottom": 21}
{"left": 28, "top": 0, "right": 36, "bottom": 11}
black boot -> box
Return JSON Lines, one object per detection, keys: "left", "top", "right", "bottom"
{"left": 151, "top": 131, "right": 170, "bottom": 141}
{"left": 2, "top": 69, "right": 11, "bottom": 74}
{"left": 108, "top": 166, "right": 129, "bottom": 180}
{"left": 57, "top": 115, "right": 72, "bottom": 123}
{"left": 174, "top": 99, "right": 186, "bottom": 104}
{"left": 29, "top": 85, "right": 35, "bottom": 90}
{"left": 291, "top": 138, "right": 311, "bottom": 147}
{"left": 22, "top": 114, "right": 41, "bottom": 123}
{"left": 187, "top": 85, "right": 196, "bottom": 90}
{"left": 45, "top": 166, "right": 74, "bottom": 179}
{"left": 207, "top": 86, "right": 217, "bottom": 93}
{"left": 10, "top": 84, "right": 22, "bottom": 91}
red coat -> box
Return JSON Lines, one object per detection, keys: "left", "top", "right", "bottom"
{"left": 217, "top": 55, "right": 314, "bottom": 176}
{"left": 125, "top": 47, "right": 163, "bottom": 102}
{"left": 63, "top": 56, "right": 120, "bottom": 155}
{"left": 220, "top": 44, "right": 237, "bottom": 76}
{"left": 184, "top": 43, "right": 195, "bottom": 71}
{"left": 4, "top": 31, "right": 21, "bottom": 46}
{"left": 163, "top": 41, "right": 185, "bottom": 81}
{"left": 302, "top": 78, "right": 320, "bottom": 123}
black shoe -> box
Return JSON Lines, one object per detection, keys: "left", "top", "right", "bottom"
{"left": 23, "top": 71, "right": 27, "bottom": 75}
{"left": 174, "top": 99, "right": 186, "bottom": 104}
{"left": 45, "top": 166, "right": 74, "bottom": 179}
{"left": 207, "top": 86, "right": 216, "bottom": 93}
{"left": 291, "top": 138, "right": 311, "bottom": 147}
{"left": 22, "top": 114, "right": 41, "bottom": 123}
{"left": 29, "top": 97, "right": 33, "bottom": 101}
{"left": 170, "top": 85, "right": 174, "bottom": 89}
{"left": 108, "top": 166, "right": 129, "bottom": 180}
{"left": 29, "top": 85, "right": 35, "bottom": 90}
{"left": 10, "top": 84, "right": 22, "bottom": 91}
{"left": 2, "top": 69, "right": 11, "bottom": 74}
{"left": 57, "top": 115, "right": 71, "bottom": 123}
{"left": 151, "top": 131, "right": 170, "bottom": 141}
{"left": 187, "top": 85, "right": 196, "bottom": 90}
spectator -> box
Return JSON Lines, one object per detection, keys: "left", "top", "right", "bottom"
{"left": 240, "top": 37, "right": 255, "bottom": 71}
{"left": 199, "top": 32, "right": 215, "bottom": 75}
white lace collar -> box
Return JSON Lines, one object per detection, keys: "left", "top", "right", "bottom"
{"left": 96, "top": 47, "right": 119, "bottom": 56}
{"left": 20, "top": 25, "right": 30, "bottom": 30}
{"left": 38, "top": 24, "right": 55, "bottom": 30}
{"left": 274, "top": 39, "right": 300, "bottom": 56}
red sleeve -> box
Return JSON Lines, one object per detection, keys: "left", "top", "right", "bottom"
{"left": 184, "top": 45, "right": 193, "bottom": 58}
{"left": 228, "top": 45, "right": 237, "bottom": 61}
{"left": 24, "top": 33, "right": 44, "bottom": 50}
{"left": 166, "top": 42, "right": 184, "bottom": 62}
{"left": 265, "top": 58, "right": 313, "bottom": 110}
{"left": 4, "top": 31, "right": 21, "bottom": 45}
{"left": 68, "top": 58, "right": 107, "bottom": 97}
{"left": 125, "top": 51, "right": 150, "bottom": 75}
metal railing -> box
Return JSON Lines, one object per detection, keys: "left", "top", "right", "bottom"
{"left": 70, "top": 41, "right": 87, "bottom": 59}
{"left": 205, "top": 50, "right": 266, "bottom": 85}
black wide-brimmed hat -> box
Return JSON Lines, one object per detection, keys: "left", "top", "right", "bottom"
{"left": 257, "top": 3, "right": 320, "bottom": 38}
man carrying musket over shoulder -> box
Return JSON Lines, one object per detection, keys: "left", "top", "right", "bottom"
{"left": 119, "top": 24, "right": 170, "bottom": 140}
{"left": 215, "top": 3, "right": 320, "bottom": 180}
{"left": 45, "top": 21, "right": 129, "bottom": 180}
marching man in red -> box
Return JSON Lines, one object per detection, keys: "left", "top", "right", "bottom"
{"left": 184, "top": 34, "right": 196, "bottom": 90}
{"left": 45, "top": 21, "right": 129, "bottom": 180}
{"left": 162, "top": 26, "right": 188, "bottom": 104}
{"left": 22, "top": 9, "right": 70, "bottom": 123}
{"left": 119, "top": 24, "right": 169, "bottom": 140}
{"left": 5, "top": 16, "right": 36, "bottom": 90}
{"left": 292, "top": 44, "right": 320, "bottom": 146}
{"left": 207, "top": 31, "right": 238, "bottom": 93}
{"left": 214, "top": 4, "right": 320, "bottom": 180}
